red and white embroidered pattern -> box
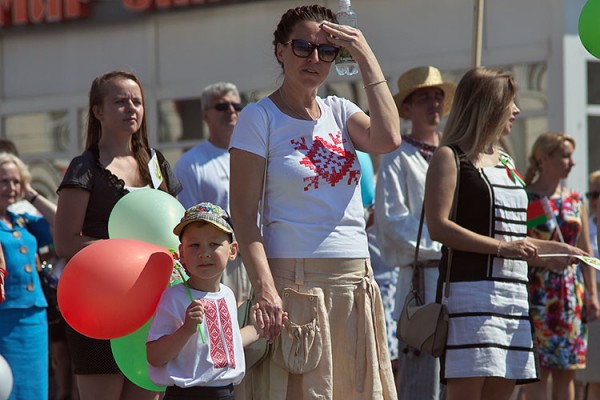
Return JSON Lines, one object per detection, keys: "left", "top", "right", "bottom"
{"left": 217, "top": 298, "right": 236, "bottom": 369}
{"left": 202, "top": 299, "right": 235, "bottom": 369}
{"left": 291, "top": 132, "right": 360, "bottom": 191}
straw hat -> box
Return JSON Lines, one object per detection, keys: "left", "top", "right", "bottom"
{"left": 393, "top": 66, "right": 456, "bottom": 120}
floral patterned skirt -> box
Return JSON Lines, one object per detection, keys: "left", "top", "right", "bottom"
{"left": 528, "top": 264, "right": 587, "bottom": 369}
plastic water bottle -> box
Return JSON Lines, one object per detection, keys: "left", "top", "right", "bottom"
{"left": 335, "top": 0, "right": 359, "bottom": 76}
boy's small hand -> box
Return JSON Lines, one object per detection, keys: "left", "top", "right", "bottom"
{"left": 252, "top": 303, "right": 289, "bottom": 338}
{"left": 183, "top": 300, "right": 204, "bottom": 333}
{"left": 249, "top": 302, "right": 259, "bottom": 324}
{"left": 282, "top": 311, "right": 289, "bottom": 325}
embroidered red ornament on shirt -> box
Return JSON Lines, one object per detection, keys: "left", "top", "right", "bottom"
{"left": 291, "top": 132, "right": 360, "bottom": 191}
{"left": 203, "top": 298, "right": 236, "bottom": 369}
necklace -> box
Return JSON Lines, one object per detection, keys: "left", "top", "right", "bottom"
{"left": 278, "top": 87, "right": 319, "bottom": 121}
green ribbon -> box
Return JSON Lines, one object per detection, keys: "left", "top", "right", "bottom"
{"left": 172, "top": 256, "right": 206, "bottom": 345}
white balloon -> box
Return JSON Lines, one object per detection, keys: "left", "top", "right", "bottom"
{"left": 0, "top": 354, "right": 13, "bottom": 400}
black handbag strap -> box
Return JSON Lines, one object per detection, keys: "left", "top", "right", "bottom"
{"left": 410, "top": 203, "right": 427, "bottom": 299}
{"left": 411, "top": 145, "right": 461, "bottom": 302}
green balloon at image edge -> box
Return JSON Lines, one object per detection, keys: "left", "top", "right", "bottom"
{"left": 579, "top": 0, "right": 600, "bottom": 59}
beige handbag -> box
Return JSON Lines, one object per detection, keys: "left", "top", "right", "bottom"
{"left": 397, "top": 280, "right": 448, "bottom": 358}
{"left": 397, "top": 147, "right": 460, "bottom": 358}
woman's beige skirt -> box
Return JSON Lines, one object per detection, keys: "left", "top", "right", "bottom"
{"left": 244, "top": 258, "right": 397, "bottom": 400}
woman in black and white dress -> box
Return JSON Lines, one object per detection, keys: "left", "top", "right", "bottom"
{"left": 425, "top": 67, "right": 587, "bottom": 400}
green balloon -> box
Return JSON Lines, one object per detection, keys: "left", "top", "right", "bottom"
{"left": 111, "top": 319, "right": 165, "bottom": 392}
{"left": 108, "top": 189, "right": 185, "bottom": 250}
{"left": 579, "top": 0, "right": 600, "bottom": 59}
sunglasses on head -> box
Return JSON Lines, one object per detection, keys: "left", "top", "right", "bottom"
{"left": 586, "top": 191, "right": 600, "bottom": 200}
{"left": 287, "top": 39, "right": 339, "bottom": 63}
{"left": 213, "top": 101, "right": 243, "bottom": 112}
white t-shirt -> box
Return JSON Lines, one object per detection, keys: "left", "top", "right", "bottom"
{"left": 375, "top": 141, "right": 442, "bottom": 267}
{"left": 174, "top": 140, "right": 230, "bottom": 210}
{"left": 230, "top": 96, "right": 369, "bottom": 259}
{"left": 147, "top": 283, "right": 245, "bottom": 388}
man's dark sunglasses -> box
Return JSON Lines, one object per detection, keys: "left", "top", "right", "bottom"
{"left": 214, "top": 101, "right": 243, "bottom": 112}
{"left": 586, "top": 191, "right": 600, "bottom": 200}
{"left": 287, "top": 39, "right": 339, "bottom": 63}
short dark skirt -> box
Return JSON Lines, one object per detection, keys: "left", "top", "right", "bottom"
{"left": 65, "top": 325, "right": 120, "bottom": 374}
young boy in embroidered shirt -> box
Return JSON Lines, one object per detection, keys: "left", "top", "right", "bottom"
{"left": 146, "top": 202, "right": 259, "bottom": 400}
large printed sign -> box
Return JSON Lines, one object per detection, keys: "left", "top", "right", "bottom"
{"left": 0, "top": 0, "right": 231, "bottom": 27}
{"left": 123, "top": 0, "right": 222, "bottom": 12}
{"left": 0, "top": 0, "right": 89, "bottom": 27}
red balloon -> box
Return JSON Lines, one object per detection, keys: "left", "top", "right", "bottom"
{"left": 57, "top": 238, "right": 174, "bottom": 339}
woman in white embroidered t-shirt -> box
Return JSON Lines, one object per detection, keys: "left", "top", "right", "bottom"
{"left": 229, "top": 4, "right": 400, "bottom": 399}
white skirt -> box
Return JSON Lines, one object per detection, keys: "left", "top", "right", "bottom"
{"left": 443, "top": 280, "right": 538, "bottom": 382}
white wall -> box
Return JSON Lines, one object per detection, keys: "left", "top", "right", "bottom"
{"left": 1, "top": 0, "right": 594, "bottom": 192}
{"left": 0, "top": 0, "right": 557, "bottom": 100}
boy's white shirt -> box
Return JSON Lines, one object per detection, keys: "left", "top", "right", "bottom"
{"left": 147, "top": 283, "right": 245, "bottom": 387}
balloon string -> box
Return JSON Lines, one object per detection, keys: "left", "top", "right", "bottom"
{"left": 173, "top": 262, "right": 205, "bottom": 344}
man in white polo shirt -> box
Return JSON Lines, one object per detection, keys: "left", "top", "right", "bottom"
{"left": 174, "top": 82, "right": 251, "bottom": 303}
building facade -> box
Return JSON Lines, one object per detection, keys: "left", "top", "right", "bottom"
{"left": 0, "top": 0, "right": 598, "bottom": 200}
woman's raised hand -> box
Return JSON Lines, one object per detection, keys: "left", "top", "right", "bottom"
{"left": 321, "top": 20, "right": 372, "bottom": 63}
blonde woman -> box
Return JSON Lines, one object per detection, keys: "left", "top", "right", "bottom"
{"left": 425, "top": 68, "right": 586, "bottom": 400}
{"left": 522, "top": 132, "right": 599, "bottom": 400}
{"left": 0, "top": 152, "right": 56, "bottom": 400}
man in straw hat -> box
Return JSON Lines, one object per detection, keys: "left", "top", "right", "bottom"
{"left": 375, "top": 65, "right": 455, "bottom": 399}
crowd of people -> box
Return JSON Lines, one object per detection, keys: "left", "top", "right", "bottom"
{"left": 1, "top": 3, "right": 600, "bottom": 400}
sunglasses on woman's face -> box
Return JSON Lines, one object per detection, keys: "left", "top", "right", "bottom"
{"left": 213, "top": 102, "right": 243, "bottom": 112}
{"left": 287, "top": 39, "right": 339, "bottom": 63}
{"left": 587, "top": 191, "right": 600, "bottom": 200}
